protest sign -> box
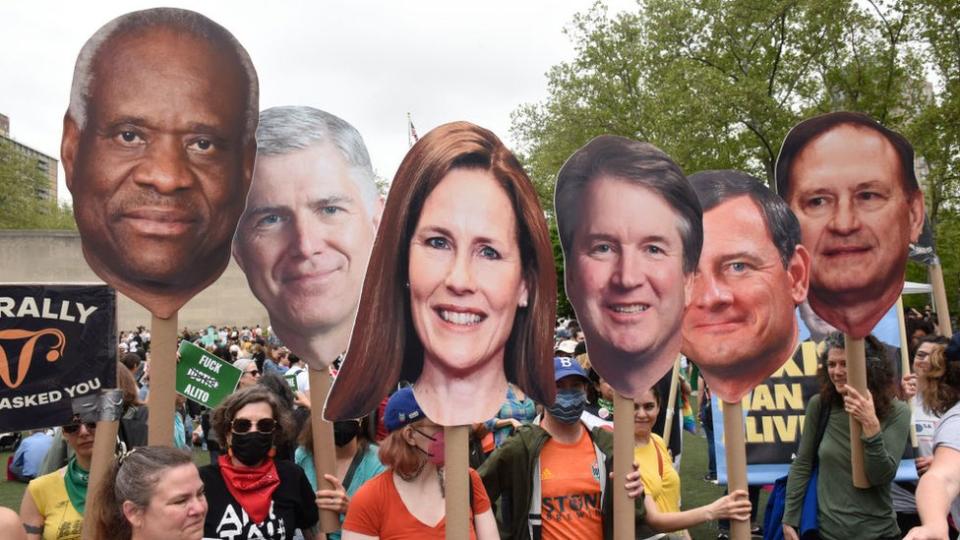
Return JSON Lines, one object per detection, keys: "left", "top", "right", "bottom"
{"left": 176, "top": 341, "right": 241, "bottom": 408}
{"left": 0, "top": 284, "right": 116, "bottom": 431}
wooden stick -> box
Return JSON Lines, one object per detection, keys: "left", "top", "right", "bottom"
{"left": 81, "top": 419, "right": 118, "bottom": 540}
{"left": 147, "top": 312, "right": 177, "bottom": 446}
{"left": 662, "top": 355, "right": 681, "bottom": 443}
{"left": 722, "top": 400, "right": 750, "bottom": 540}
{"left": 896, "top": 297, "right": 919, "bottom": 447}
{"left": 845, "top": 336, "right": 869, "bottom": 488}
{"left": 613, "top": 392, "right": 635, "bottom": 540}
{"left": 929, "top": 264, "right": 953, "bottom": 336}
{"left": 444, "top": 425, "right": 470, "bottom": 540}
{"left": 309, "top": 369, "right": 341, "bottom": 533}
{"left": 81, "top": 389, "right": 122, "bottom": 540}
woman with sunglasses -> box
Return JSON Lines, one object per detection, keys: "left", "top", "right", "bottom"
{"left": 19, "top": 415, "right": 96, "bottom": 540}
{"left": 200, "top": 386, "right": 319, "bottom": 539}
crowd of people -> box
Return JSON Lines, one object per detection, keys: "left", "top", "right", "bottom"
{"left": 0, "top": 314, "right": 955, "bottom": 540}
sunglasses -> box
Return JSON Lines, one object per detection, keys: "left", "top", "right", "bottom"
{"left": 245, "top": 369, "right": 260, "bottom": 376}
{"left": 231, "top": 418, "right": 277, "bottom": 434}
{"left": 62, "top": 422, "right": 97, "bottom": 434}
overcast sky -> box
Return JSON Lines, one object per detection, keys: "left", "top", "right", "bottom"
{"left": 0, "top": 0, "right": 637, "bottom": 203}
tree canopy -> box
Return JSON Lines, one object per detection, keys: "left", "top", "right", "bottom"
{"left": 513, "top": 0, "right": 960, "bottom": 319}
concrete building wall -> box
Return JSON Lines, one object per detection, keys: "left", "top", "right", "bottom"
{"left": 0, "top": 230, "right": 269, "bottom": 331}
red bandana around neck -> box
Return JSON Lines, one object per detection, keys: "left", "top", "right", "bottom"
{"left": 217, "top": 454, "right": 281, "bottom": 524}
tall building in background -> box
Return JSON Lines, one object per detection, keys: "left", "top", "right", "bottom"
{"left": 0, "top": 113, "right": 58, "bottom": 200}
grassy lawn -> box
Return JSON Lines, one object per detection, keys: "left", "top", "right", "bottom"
{"left": 680, "top": 429, "right": 770, "bottom": 539}
{"left": 0, "top": 434, "right": 767, "bottom": 539}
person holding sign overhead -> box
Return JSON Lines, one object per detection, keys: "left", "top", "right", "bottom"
{"left": 783, "top": 332, "right": 909, "bottom": 540}
{"left": 325, "top": 121, "right": 556, "bottom": 427}
{"left": 341, "top": 387, "right": 498, "bottom": 539}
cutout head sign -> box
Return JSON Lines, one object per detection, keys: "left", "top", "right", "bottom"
{"left": 62, "top": 8, "right": 259, "bottom": 319}
{"left": 233, "top": 107, "right": 382, "bottom": 369}
{"left": 683, "top": 171, "right": 811, "bottom": 401}
{"left": 325, "top": 121, "right": 557, "bottom": 425}
{"left": 555, "top": 135, "right": 702, "bottom": 399}
{"left": 775, "top": 112, "right": 924, "bottom": 338}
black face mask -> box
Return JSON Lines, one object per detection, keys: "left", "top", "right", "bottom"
{"left": 230, "top": 431, "right": 273, "bottom": 466}
{"left": 333, "top": 421, "right": 361, "bottom": 447}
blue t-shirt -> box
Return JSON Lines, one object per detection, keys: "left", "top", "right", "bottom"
{"left": 12, "top": 432, "right": 53, "bottom": 479}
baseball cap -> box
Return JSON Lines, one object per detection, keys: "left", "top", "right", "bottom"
{"left": 946, "top": 332, "right": 960, "bottom": 363}
{"left": 384, "top": 387, "right": 426, "bottom": 432}
{"left": 554, "top": 356, "right": 589, "bottom": 382}
{"left": 555, "top": 340, "right": 578, "bottom": 354}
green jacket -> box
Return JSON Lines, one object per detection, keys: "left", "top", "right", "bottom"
{"left": 478, "top": 422, "right": 648, "bottom": 540}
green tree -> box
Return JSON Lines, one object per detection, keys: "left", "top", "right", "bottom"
{"left": 514, "top": 0, "right": 960, "bottom": 316}
{"left": 0, "top": 138, "right": 76, "bottom": 230}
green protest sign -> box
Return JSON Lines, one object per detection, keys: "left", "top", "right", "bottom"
{"left": 176, "top": 341, "right": 241, "bottom": 408}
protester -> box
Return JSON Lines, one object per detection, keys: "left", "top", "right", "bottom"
{"left": 19, "top": 415, "right": 96, "bottom": 539}
{"left": 783, "top": 331, "right": 910, "bottom": 540}
{"left": 904, "top": 332, "right": 960, "bottom": 540}
{"left": 894, "top": 335, "right": 952, "bottom": 532}
{"left": 295, "top": 415, "right": 385, "bottom": 540}
{"left": 117, "top": 362, "right": 149, "bottom": 449}
{"left": 480, "top": 357, "right": 749, "bottom": 539}
{"left": 483, "top": 383, "right": 537, "bottom": 448}
{"left": 9, "top": 429, "right": 53, "bottom": 483}
{"left": 633, "top": 387, "right": 750, "bottom": 539}
{"left": 233, "top": 358, "right": 261, "bottom": 389}
{"left": 200, "top": 386, "right": 318, "bottom": 539}
{"left": 341, "top": 387, "right": 499, "bottom": 539}
{"left": 92, "top": 447, "right": 207, "bottom": 540}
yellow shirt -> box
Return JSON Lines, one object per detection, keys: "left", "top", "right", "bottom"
{"left": 634, "top": 433, "right": 681, "bottom": 513}
{"left": 26, "top": 469, "right": 83, "bottom": 540}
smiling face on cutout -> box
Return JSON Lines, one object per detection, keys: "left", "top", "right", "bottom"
{"left": 565, "top": 176, "right": 692, "bottom": 398}
{"left": 408, "top": 167, "right": 528, "bottom": 382}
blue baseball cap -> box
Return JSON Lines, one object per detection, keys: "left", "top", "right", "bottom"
{"left": 554, "top": 356, "right": 589, "bottom": 382}
{"left": 384, "top": 387, "right": 426, "bottom": 432}
{"left": 946, "top": 332, "right": 960, "bottom": 363}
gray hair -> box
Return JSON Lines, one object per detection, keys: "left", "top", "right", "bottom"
{"left": 68, "top": 8, "right": 259, "bottom": 141}
{"left": 93, "top": 446, "right": 194, "bottom": 539}
{"left": 232, "top": 358, "right": 256, "bottom": 373}
{"left": 555, "top": 135, "right": 703, "bottom": 274}
{"left": 255, "top": 106, "right": 379, "bottom": 213}
{"left": 688, "top": 170, "right": 800, "bottom": 268}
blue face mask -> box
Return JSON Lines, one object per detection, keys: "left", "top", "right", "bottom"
{"left": 547, "top": 387, "right": 587, "bottom": 424}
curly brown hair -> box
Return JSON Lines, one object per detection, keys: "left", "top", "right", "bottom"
{"left": 920, "top": 344, "right": 960, "bottom": 415}
{"left": 211, "top": 386, "right": 295, "bottom": 449}
{"left": 818, "top": 332, "right": 895, "bottom": 420}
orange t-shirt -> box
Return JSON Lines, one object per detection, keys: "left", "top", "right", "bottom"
{"left": 343, "top": 468, "right": 491, "bottom": 539}
{"left": 539, "top": 427, "right": 604, "bottom": 540}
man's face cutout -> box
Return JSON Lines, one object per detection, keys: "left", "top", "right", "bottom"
{"left": 563, "top": 175, "right": 694, "bottom": 399}
{"left": 681, "top": 194, "right": 810, "bottom": 401}
{"left": 781, "top": 120, "right": 923, "bottom": 338}
{"left": 63, "top": 23, "right": 256, "bottom": 318}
